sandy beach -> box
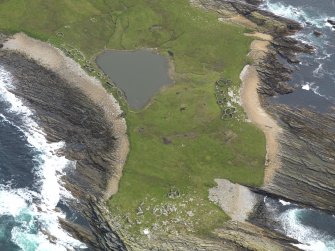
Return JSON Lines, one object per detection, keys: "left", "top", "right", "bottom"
{"left": 209, "top": 179, "right": 258, "bottom": 222}
{"left": 240, "top": 34, "right": 282, "bottom": 185}
{"left": 3, "top": 33, "right": 129, "bottom": 200}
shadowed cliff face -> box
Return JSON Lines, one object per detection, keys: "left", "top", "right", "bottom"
{"left": 0, "top": 51, "right": 127, "bottom": 250}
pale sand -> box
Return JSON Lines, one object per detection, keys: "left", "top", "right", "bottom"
{"left": 244, "top": 32, "right": 273, "bottom": 41}
{"left": 223, "top": 15, "right": 258, "bottom": 29}
{"left": 3, "top": 33, "right": 129, "bottom": 200}
{"left": 209, "top": 179, "right": 257, "bottom": 222}
{"left": 240, "top": 36, "right": 282, "bottom": 185}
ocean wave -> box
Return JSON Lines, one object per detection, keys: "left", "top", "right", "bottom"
{"left": 0, "top": 66, "right": 85, "bottom": 250}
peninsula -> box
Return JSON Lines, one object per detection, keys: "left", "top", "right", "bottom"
{"left": 1, "top": 0, "right": 334, "bottom": 250}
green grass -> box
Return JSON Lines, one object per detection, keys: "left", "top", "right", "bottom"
{"left": 0, "top": 0, "right": 266, "bottom": 238}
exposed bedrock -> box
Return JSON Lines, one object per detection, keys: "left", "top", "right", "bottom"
{"left": 113, "top": 220, "right": 300, "bottom": 250}
{"left": 0, "top": 50, "right": 127, "bottom": 250}
{"left": 256, "top": 52, "right": 295, "bottom": 96}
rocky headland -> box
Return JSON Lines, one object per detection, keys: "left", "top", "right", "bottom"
{"left": 192, "top": 0, "right": 335, "bottom": 247}
{"left": 194, "top": 0, "right": 335, "bottom": 214}
{"left": 1, "top": 0, "right": 334, "bottom": 250}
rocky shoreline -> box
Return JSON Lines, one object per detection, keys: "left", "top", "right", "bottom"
{"left": 0, "top": 0, "right": 334, "bottom": 250}
{"left": 228, "top": 0, "right": 335, "bottom": 213}
{"left": 193, "top": 0, "right": 335, "bottom": 212}
{"left": 192, "top": 0, "right": 335, "bottom": 247}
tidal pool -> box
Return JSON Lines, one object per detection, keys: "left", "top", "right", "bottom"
{"left": 96, "top": 50, "right": 172, "bottom": 109}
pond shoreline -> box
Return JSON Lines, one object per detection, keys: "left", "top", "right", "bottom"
{"left": 96, "top": 48, "right": 174, "bottom": 110}
{"left": 0, "top": 0, "right": 334, "bottom": 249}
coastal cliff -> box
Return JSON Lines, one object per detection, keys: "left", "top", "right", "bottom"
{"left": 1, "top": 0, "right": 334, "bottom": 249}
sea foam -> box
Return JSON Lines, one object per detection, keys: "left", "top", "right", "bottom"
{"left": 279, "top": 208, "right": 335, "bottom": 251}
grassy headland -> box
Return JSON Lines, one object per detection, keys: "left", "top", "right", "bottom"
{"left": 0, "top": 0, "right": 266, "bottom": 237}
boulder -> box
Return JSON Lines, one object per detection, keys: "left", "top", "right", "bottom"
{"left": 313, "top": 30, "right": 322, "bottom": 37}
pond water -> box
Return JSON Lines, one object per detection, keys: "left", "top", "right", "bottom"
{"left": 96, "top": 50, "right": 172, "bottom": 109}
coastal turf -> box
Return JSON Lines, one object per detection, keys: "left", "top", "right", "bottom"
{"left": 0, "top": 0, "right": 266, "bottom": 237}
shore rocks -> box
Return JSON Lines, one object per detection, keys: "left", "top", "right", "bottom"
{"left": 256, "top": 52, "right": 295, "bottom": 96}
{"left": 110, "top": 217, "right": 300, "bottom": 250}
{"left": 201, "top": 0, "right": 302, "bottom": 34}
{"left": 245, "top": 0, "right": 263, "bottom": 6}
{"left": 234, "top": 1, "right": 335, "bottom": 213}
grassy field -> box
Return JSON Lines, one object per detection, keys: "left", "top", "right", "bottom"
{"left": 0, "top": 0, "right": 266, "bottom": 238}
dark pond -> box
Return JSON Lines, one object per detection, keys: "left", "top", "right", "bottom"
{"left": 96, "top": 50, "right": 172, "bottom": 109}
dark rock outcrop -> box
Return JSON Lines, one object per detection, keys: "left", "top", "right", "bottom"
{"left": 257, "top": 52, "right": 295, "bottom": 96}
{"left": 327, "top": 19, "right": 335, "bottom": 26}
{"left": 196, "top": 0, "right": 302, "bottom": 35}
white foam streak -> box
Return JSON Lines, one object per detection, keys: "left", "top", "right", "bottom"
{"left": 302, "top": 82, "right": 314, "bottom": 91}
{"left": 0, "top": 66, "right": 85, "bottom": 250}
{"left": 313, "top": 64, "right": 324, "bottom": 77}
{"left": 280, "top": 209, "right": 335, "bottom": 251}
{"left": 279, "top": 199, "right": 291, "bottom": 206}
{"left": 294, "top": 241, "right": 328, "bottom": 251}
{"left": 262, "top": 0, "right": 334, "bottom": 29}
{"left": 301, "top": 82, "right": 329, "bottom": 100}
